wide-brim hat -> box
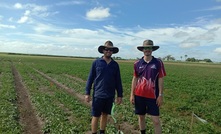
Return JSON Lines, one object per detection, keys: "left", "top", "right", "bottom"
{"left": 137, "top": 39, "right": 159, "bottom": 51}
{"left": 98, "top": 40, "right": 119, "bottom": 54}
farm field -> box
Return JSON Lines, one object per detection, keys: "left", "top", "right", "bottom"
{"left": 0, "top": 53, "right": 221, "bottom": 134}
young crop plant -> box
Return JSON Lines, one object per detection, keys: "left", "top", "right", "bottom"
{"left": 0, "top": 60, "right": 22, "bottom": 133}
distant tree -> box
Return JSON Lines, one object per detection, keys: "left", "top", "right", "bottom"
{"left": 186, "top": 57, "right": 213, "bottom": 63}
{"left": 170, "top": 57, "right": 175, "bottom": 61}
{"left": 112, "top": 56, "right": 122, "bottom": 60}
{"left": 163, "top": 55, "right": 175, "bottom": 61}
{"left": 180, "top": 56, "right": 182, "bottom": 61}
{"left": 186, "top": 57, "right": 196, "bottom": 62}
{"left": 203, "top": 59, "right": 212, "bottom": 62}
{"left": 185, "top": 55, "right": 188, "bottom": 60}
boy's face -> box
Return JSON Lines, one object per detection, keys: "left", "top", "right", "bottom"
{"left": 143, "top": 47, "right": 153, "bottom": 56}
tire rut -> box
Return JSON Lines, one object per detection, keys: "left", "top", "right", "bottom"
{"left": 12, "top": 65, "right": 43, "bottom": 134}
{"left": 34, "top": 68, "right": 92, "bottom": 107}
{"left": 34, "top": 68, "right": 140, "bottom": 134}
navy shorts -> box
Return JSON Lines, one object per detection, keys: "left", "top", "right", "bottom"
{"left": 92, "top": 97, "right": 114, "bottom": 117}
{"left": 134, "top": 95, "right": 159, "bottom": 116}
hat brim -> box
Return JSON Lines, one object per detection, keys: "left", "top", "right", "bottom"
{"left": 137, "top": 46, "right": 159, "bottom": 51}
{"left": 98, "top": 46, "right": 119, "bottom": 54}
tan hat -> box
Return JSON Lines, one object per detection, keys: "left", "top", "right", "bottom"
{"left": 98, "top": 40, "right": 119, "bottom": 54}
{"left": 137, "top": 39, "right": 159, "bottom": 51}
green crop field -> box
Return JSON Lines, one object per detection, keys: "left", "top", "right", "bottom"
{"left": 0, "top": 53, "right": 221, "bottom": 134}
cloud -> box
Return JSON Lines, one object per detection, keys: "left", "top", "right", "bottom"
{"left": 55, "top": 1, "right": 85, "bottom": 6}
{"left": 14, "top": 3, "right": 23, "bottom": 9}
{"left": 214, "top": 48, "right": 221, "bottom": 54}
{"left": 24, "top": 10, "right": 31, "bottom": 16}
{"left": 173, "top": 31, "right": 189, "bottom": 38}
{"left": 17, "top": 10, "right": 30, "bottom": 23}
{"left": 33, "top": 23, "right": 61, "bottom": 33}
{"left": 13, "top": 3, "right": 49, "bottom": 24}
{"left": 14, "top": 3, "right": 48, "bottom": 12}
{"left": 86, "top": 7, "right": 110, "bottom": 21}
{"left": 179, "top": 42, "right": 200, "bottom": 48}
{"left": 0, "top": 21, "right": 220, "bottom": 60}
{"left": 63, "top": 29, "right": 98, "bottom": 37}
{"left": 0, "top": 24, "right": 16, "bottom": 29}
{"left": 205, "top": 6, "right": 221, "bottom": 11}
{"left": 17, "top": 16, "right": 29, "bottom": 23}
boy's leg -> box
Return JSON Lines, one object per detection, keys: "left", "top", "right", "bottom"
{"left": 91, "top": 116, "right": 99, "bottom": 133}
{"left": 138, "top": 114, "right": 146, "bottom": 131}
{"left": 91, "top": 97, "right": 103, "bottom": 133}
{"left": 151, "top": 116, "right": 161, "bottom": 134}
{"left": 100, "top": 112, "right": 108, "bottom": 131}
{"left": 99, "top": 98, "right": 113, "bottom": 134}
{"left": 135, "top": 96, "right": 147, "bottom": 134}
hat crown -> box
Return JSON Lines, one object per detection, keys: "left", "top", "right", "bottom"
{"left": 104, "top": 41, "right": 113, "bottom": 47}
{"left": 137, "top": 39, "right": 159, "bottom": 51}
{"left": 143, "top": 40, "right": 154, "bottom": 46}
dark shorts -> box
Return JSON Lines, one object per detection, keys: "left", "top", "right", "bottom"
{"left": 92, "top": 97, "right": 114, "bottom": 117}
{"left": 134, "top": 95, "right": 159, "bottom": 116}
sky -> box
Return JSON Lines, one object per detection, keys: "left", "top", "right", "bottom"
{"left": 0, "top": 0, "right": 221, "bottom": 62}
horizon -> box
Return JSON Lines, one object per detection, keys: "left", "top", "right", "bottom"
{"left": 1, "top": 52, "right": 220, "bottom": 63}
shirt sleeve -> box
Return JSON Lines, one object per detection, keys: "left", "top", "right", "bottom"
{"left": 133, "top": 61, "right": 138, "bottom": 77}
{"left": 158, "top": 59, "right": 166, "bottom": 78}
{"left": 85, "top": 61, "right": 96, "bottom": 95}
{"left": 115, "top": 63, "right": 123, "bottom": 97}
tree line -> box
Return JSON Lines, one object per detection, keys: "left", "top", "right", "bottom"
{"left": 162, "top": 55, "right": 213, "bottom": 63}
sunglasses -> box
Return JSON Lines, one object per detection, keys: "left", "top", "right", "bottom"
{"left": 104, "top": 48, "right": 113, "bottom": 52}
{"left": 143, "top": 47, "right": 153, "bottom": 50}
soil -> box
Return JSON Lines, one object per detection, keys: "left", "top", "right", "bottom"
{"left": 11, "top": 65, "right": 140, "bottom": 134}
{"left": 12, "top": 65, "right": 43, "bottom": 134}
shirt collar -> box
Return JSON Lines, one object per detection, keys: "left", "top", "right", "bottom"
{"left": 141, "top": 56, "right": 155, "bottom": 64}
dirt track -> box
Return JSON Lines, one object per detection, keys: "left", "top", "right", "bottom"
{"left": 12, "top": 65, "right": 42, "bottom": 134}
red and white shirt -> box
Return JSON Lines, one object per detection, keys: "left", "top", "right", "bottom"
{"left": 133, "top": 56, "right": 166, "bottom": 99}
